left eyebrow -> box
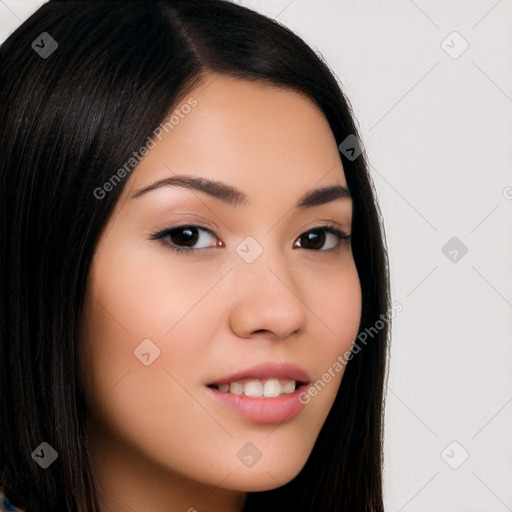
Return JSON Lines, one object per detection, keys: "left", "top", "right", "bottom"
{"left": 131, "top": 174, "right": 351, "bottom": 208}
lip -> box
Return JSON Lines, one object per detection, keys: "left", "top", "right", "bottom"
{"left": 205, "top": 362, "right": 312, "bottom": 425}
{"left": 207, "top": 385, "right": 309, "bottom": 424}
{"left": 206, "top": 362, "right": 312, "bottom": 386}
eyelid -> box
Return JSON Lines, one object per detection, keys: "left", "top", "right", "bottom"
{"left": 150, "top": 221, "right": 351, "bottom": 254}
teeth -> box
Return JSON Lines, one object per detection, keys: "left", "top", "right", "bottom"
{"left": 216, "top": 379, "right": 297, "bottom": 397}
{"left": 229, "top": 382, "right": 244, "bottom": 395}
{"left": 283, "top": 380, "right": 295, "bottom": 394}
{"left": 244, "top": 380, "right": 263, "bottom": 397}
{"left": 263, "top": 379, "right": 281, "bottom": 397}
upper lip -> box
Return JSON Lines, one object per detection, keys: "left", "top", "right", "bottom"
{"left": 207, "top": 362, "right": 312, "bottom": 386}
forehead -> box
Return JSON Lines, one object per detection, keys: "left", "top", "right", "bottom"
{"left": 121, "top": 73, "right": 347, "bottom": 209}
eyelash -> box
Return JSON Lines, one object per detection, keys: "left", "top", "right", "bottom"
{"left": 150, "top": 223, "right": 351, "bottom": 255}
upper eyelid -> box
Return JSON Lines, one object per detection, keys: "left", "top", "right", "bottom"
{"left": 155, "top": 222, "right": 349, "bottom": 236}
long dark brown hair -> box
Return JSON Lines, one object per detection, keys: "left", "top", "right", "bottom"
{"left": 0, "top": 1, "right": 390, "bottom": 510}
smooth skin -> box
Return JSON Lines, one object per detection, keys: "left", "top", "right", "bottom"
{"left": 80, "top": 73, "right": 362, "bottom": 512}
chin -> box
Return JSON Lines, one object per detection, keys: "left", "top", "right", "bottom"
{"left": 219, "top": 459, "right": 306, "bottom": 493}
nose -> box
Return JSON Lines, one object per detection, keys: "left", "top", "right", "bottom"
{"left": 228, "top": 249, "right": 308, "bottom": 340}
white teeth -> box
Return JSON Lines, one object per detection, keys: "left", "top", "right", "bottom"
{"left": 283, "top": 380, "right": 295, "bottom": 394}
{"left": 216, "top": 379, "right": 297, "bottom": 397}
{"left": 229, "top": 382, "right": 244, "bottom": 395}
{"left": 263, "top": 379, "right": 281, "bottom": 397}
{"left": 243, "top": 380, "right": 263, "bottom": 397}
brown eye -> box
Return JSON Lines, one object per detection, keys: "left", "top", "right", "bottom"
{"left": 294, "top": 226, "right": 350, "bottom": 251}
{"left": 151, "top": 225, "right": 220, "bottom": 253}
{"left": 298, "top": 229, "right": 326, "bottom": 250}
{"left": 168, "top": 227, "right": 200, "bottom": 247}
{"left": 151, "top": 224, "right": 349, "bottom": 255}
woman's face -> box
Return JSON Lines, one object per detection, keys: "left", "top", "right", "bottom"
{"left": 81, "top": 73, "right": 361, "bottom": 510}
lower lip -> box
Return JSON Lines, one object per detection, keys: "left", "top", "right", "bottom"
{"left": 207, "top": 385, "right": 308, "bottom": 425}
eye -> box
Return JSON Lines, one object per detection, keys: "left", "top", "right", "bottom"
{"left": 151, "top": 223, "right": 350, "bottom": 254}
{"left": 151, "top": 225, "right": 220, "bottom": 254}
{"left": 293, "top": 224, "right": 350, "bottom": 251}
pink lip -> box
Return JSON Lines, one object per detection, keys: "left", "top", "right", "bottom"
{"left": 206, "top": 362, "right": 312, "bottom": 386}
{"left": 205, "top": 362, "right": 312, "bottom": 425}
{"left": 207, "top": 386, "right": 308, "bottom": 424}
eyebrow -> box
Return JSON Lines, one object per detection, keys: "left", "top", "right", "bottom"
{"left": 131, "top": 174, "right": 351, "bottom": 208}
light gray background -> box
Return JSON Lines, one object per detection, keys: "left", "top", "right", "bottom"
{"left": 1, "top": 1, "right": 511, "bottom": 510}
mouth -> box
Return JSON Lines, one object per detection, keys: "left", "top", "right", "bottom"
{"left": 205, "top": 362, "right": 312, "bottom": 399}
{"left": 205, "top": 363, "right": 312, "bottom": 424}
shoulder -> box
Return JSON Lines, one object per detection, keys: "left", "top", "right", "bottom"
{"left": 0, "top": 487, "right": 25, "bottom": 511}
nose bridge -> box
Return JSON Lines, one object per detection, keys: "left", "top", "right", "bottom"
{"left": 234, "top": 232, "right": 292, "bottom": 290}
{"left": 228, "top": 233, "right": 308, "bottom": 339}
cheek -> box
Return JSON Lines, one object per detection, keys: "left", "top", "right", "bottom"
{"left": 301, "top": 260, "right": 362, "bottom": 406}
{"left": 80, "top": 231, "right": 232, "bottom": 428}
{"left": 313, "top": 257, "right": 362, "bottom": 353}
{"left": 84, "top": 229, "right": 220, "bottom": 344}
{"left": 79, "top": 255, "right": 229, "bottom": 476}
{"left": 80, "top": 253, "right": 213, "bottom": 394}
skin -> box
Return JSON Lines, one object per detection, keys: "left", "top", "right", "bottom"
{"left": 80, "top": 73, "right": 362, "bottom": 512}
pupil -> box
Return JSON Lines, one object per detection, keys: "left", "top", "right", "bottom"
{"left": 172, "top": 227, "right": 198, "bottom": 247}
{"left": 303, "top": 229, "right": 324, "bottom": 250}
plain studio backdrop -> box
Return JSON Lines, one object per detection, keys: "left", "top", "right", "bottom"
{"left": 1, "top": 1, "right": 511, "bottom": 511}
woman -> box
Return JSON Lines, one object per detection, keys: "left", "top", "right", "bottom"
{"left": 0, "top": 1, "right": 390, "bottom": 510}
